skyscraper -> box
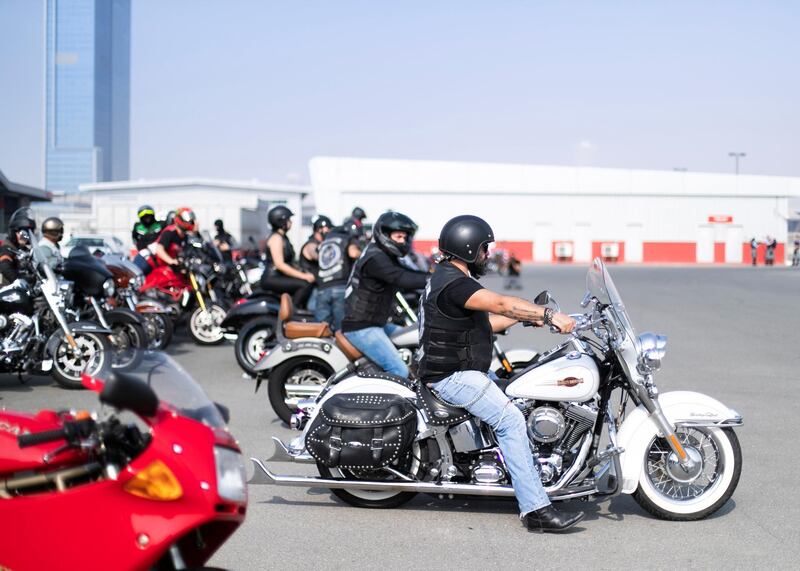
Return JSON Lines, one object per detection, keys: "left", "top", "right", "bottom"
{"left": 45, "top": 0, "right": 130, "bottom": 193}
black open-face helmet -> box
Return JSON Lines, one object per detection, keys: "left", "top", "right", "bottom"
{"left": 439, "top": 215, "right": 495, "bottom": 277}
{"left": 312, "top": 214, "right": 333, "bottom": 233}
{"left": 268, "top": 205, "right": 293, "bottom": 231}
{"left": 42, "top": 217, "right": 65, "bottom": 241}
{"left": 373, "top": 211, "right": 417, "bottom": 258}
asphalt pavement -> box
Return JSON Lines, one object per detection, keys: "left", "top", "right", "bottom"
{"left": 2, "top": 265, "right": 799, "bottom": 570}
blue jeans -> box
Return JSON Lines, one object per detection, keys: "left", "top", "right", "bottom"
{"left": 430, "top": 370, "right": 551, "bottom": 516}
{"left": 314, "top": 285, "right": 346, "bottom": 332}
{"left": 344, "top": 324, "right": 408, "bottom": 378}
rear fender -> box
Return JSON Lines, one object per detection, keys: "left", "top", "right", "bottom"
{"left": 253, "top": 340, "right": 350, "bottom": 373}
{"left": 134, "top": 299, "right": 168, "bottom": 314}
{"left": 220, "top": 299, "right": 278, "bottom": 329}
{"left": 104, "top": 307, "right": 142, "bottom": 325}
{"left": 44, "top": 321, "right": 112, "bottom": 356}
{"left": 616, "top": 390, "right": 743, "bottom": 494}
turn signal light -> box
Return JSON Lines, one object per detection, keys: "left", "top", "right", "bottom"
{"left": 123, "top": 460, "right": 183, "bottom": 501}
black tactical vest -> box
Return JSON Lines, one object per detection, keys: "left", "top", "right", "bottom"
{"left": 266, "top": 232, "right": 296, "bottom": 275}
{"left": 344, "top": 243, "right": 398, "bottom": 325}
{"left": 299, "top": 236, "right": 320, "bottom": 275}
{"left": 317, "top": 232, "right": 353, "bottom": 289}
{"left": 417, "top": 261, "right": 493, "bottom": 381}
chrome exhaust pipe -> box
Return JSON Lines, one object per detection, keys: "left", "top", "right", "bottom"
{"left": 267, "top": 437, "right": 315, "bottom": 464}
{"left": 248, "top": 458, "right": 597, "bottom": 500}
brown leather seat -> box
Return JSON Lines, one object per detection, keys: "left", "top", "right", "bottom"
{"left": 279, "top": 293, "right": 332, "bottom": 339}
{"left": 335, "top": 330, "right": 363, "bottom": 361}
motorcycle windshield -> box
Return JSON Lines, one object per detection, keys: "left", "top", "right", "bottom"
{"left": 88, "top": 350, "right": 226, "bottom": 428}
{"left": 586, "top": 257, "right": 638, "bottom": 346}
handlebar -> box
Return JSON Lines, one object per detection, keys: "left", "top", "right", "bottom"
{"left": 17, "top": 418, "right": 95, "bottom": 449}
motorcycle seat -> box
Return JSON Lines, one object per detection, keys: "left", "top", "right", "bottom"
{"left": 415, "top": 382, "right": 471, "bottom": 426}
{"left": 279, "top": 293, "right": 332, "bottom": 339}
{"left": 335, "top": 331, "right": 363, "bottom": 361}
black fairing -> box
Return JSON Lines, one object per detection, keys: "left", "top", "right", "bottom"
{"left": 0, "top": 282, "right": 34, "bottom": 314}
{"left": 63, "top": 247, "right": 112, "bottom": 297}
{"left": 100, "top": 371, "right": 159, "bottom": 417}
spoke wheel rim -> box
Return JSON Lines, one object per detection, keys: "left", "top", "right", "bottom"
{"left": 645, "top": 428, "right": 723, "bottom": 502}
{"left": 245, "top": 329, "right": 272, "bottom": 364}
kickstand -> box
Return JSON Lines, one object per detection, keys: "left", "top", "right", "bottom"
{"left": 17, "top": 372, "right": 28, "bottom": 385}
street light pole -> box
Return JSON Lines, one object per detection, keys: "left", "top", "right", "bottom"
{"left": 728, "top": 152, "right": 746, "bottom": 175}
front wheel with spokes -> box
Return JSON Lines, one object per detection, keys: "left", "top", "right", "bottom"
{"left": 633, "top": 427, "right": 742, "bottom": 520}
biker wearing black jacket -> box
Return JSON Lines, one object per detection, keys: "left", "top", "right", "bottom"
{"left": 0, "top": 210, "right": 36, "bottom": 285}
{"left": 341, "top": 211, "right": 427, "bottom": 378}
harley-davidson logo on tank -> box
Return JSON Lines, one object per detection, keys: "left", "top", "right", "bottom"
{"left": 505, "top": 354, "right": 600, "bottom": 402}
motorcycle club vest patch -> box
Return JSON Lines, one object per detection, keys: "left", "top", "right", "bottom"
{"left": 344, "top": 243, "right": 399, "bottom": 325}
{"left": 416, "top": 261, "right": 493, "bottom": 381}
{"left": 317, "top": 232, "right": 353, "bottom": 289}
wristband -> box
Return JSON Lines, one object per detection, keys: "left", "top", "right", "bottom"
{"left": 543, "top": 307, "right": 554, "bottom": 326}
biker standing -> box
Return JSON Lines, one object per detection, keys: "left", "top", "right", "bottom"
{"left": 260, "top": 205, "right": 315, "bottom": 306}
{"left": 418, "top": 214, "right": 585, "bottom": 533}
{"left": 341, "top": 211, "right": 427, "bottom": 378}
{"left": 314, "top": 225, "right": 361, "bottom": 331}
{"left": 0, "top": 209, "right": 36, "bottom": 285}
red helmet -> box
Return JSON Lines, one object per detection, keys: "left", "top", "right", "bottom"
{"left": 174, "top": 207, "right": 197, "bottom": 232}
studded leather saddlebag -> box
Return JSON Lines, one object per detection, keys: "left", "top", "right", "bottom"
{"left": 305, "top": 393, "right": 417, "bottom": 469}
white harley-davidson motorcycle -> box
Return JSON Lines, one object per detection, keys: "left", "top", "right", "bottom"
{"left": 251, "top": 258, "right": 743, "bottom": 520}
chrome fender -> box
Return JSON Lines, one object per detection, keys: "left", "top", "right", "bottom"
{"left": 616, "top": 390, "right": 743, "bottom": 494}
{"left": 490, "top": 348, "right": 538, "bottom": 371}
{"left": 253, "top": 337, "right": 350, "bottom": 373}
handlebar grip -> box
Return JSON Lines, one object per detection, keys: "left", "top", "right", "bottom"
{"left": 18, "top": 428, "right": 67, "bottom": 448}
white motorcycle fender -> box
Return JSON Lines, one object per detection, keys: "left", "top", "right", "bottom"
{"left": 295, "top": 376, "right": 429, "bottom": 444}
{"left": 490, "top": 348, "right": 538, "bottom": 372}
{"left": 253, "top": 338, "right": 350, "bottom": 373}
{"left": 616, "top": 390, "right": 742, "bottom": 494}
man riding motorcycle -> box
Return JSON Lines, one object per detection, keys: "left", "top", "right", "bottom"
{"left": 153, "top": 207, "right": 196, "bottom": 271}
{"left": 131, "top": 204, "right": 164, "bottom": 251}
{"left": 314, "top": 224, "right": 361, "bottom": 331}
{"left": 341, "top": 211, "right": 427, "bottom": 377}
{"left": 0, "top": 208, "right": 36, "bottom": 285}
{"left": 260, "top": 205, "right": 315, "bottom": 306}
{"left": 418, "top": 214, "right": 585, "bottom": 533}
{"left": 37, "top": 217, "right": 65, "bottom": 270}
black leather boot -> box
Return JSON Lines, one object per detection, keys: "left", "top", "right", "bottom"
{"left": 523, "top": 505, "right": 585, "bottom": 533}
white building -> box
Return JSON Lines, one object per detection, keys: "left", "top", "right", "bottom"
{"left": 78, "top": 178, "right": 311, "bottom": 251}
{"left": 310, "top": 157, "right": 800, "bottom": 264}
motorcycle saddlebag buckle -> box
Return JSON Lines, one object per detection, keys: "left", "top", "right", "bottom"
{"left": 305, "top": 393, "right": 416, "bottom": 469}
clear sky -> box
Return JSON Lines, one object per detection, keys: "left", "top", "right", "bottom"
{"left": 1, "top": 0, "right": 798, "bottom": 190}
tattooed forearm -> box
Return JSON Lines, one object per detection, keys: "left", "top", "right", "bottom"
{"left": 498, "top": 298, "right": 545, "bottom": 322}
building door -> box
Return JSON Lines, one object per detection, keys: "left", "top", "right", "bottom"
{"left": 725, "top": 225, "right": 743, "bottom": 263}
{"left": 573, "top": 223, "right": 591, "bottom": 263}
{"left": 534, "top": 223, "right": 552, "bottom": 262}
{"left": 625, "top": 223, "right": 643, "bottom": 263}
{"left": 697, "top": 224, "right": 714, "bottom": 263}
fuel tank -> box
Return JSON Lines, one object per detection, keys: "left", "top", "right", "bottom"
{"left": 505, "top": 352, "right": 600, "bottom": 402}
{"left": 0, "top": 281, "right": 34, "bottom": 315}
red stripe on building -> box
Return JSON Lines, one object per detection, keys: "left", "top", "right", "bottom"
{"left": 413, "top": 240, "right": 534, "bottom": 261}
{"left": 642, "top": 242, "right": 696, "bottom": 263}
{"left": 714, "top": 242, "right": 725, "bottom": 263}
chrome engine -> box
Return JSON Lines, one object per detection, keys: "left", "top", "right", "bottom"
{"left": 0, "top": 313, "right": 34, "bottom": 357}
{"left": 525, "top": 402, "right": 598, "bottom": 484}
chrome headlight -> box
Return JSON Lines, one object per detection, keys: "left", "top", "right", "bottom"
{"left": 214, "top": 446, "right": 247, "bottom": 503}
{"left": 638, "top": 332, "right": 667, "bottom": 373}
{"left": 102, "top": 278, "right": 116, "bottom": 297}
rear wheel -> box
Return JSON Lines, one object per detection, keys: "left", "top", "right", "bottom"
{"left": 106, "top": 314, "right": 147, "bottom": 368}
{"left": 51, "top": 332, "right": 111, "bottom": 389}
{"left": 141, "top": 312, "right": 173, "bottom": 350}
{"left": 267, "top": 358, "right": 333, "bottom": 424}
{"left": 633, "top": 427, "right": 742, "bottom": 520}
{"left": 188, "top": 303, "right": 227, "bottom": 345}
{"left": 316, "top": 441, "right": 423, "bottom": 509}
{"left": 234, "top": 318, "right": 276, "bottom": 376}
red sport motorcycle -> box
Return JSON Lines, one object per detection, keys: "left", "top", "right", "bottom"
{"left": 0, "top": 350, "right": 247, "bottom": 571}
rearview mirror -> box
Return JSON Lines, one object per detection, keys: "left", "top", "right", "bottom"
{"left": 534, "top": 291, "right": 551, "bottom": 305}
{"left": 100, "top": 372, "right": 159, "bottom": 417}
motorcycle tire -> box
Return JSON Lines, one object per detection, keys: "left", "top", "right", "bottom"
{"left": 234, "top": 318, "right": 276, "bottom": 376}
{"left": 632, "top": 427, "right": 742, "bottom": 521}
{"left": 51, "top": 331, "right": 112, "bottom": 390}
{"left": 188, "top": 303, "right": 227, "bottom": 346}
{"left": 267, "top": 357, "right": 334, "bottom": 424}
{"left": 315, "top": 440, "right": 424, "bottom": 509}
{"left": 141, "top": 311, "right": 174, "bottom": 350}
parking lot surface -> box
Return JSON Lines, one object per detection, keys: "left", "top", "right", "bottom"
{"left": 3, "top": 265, "right": 798, "bottom": 569}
